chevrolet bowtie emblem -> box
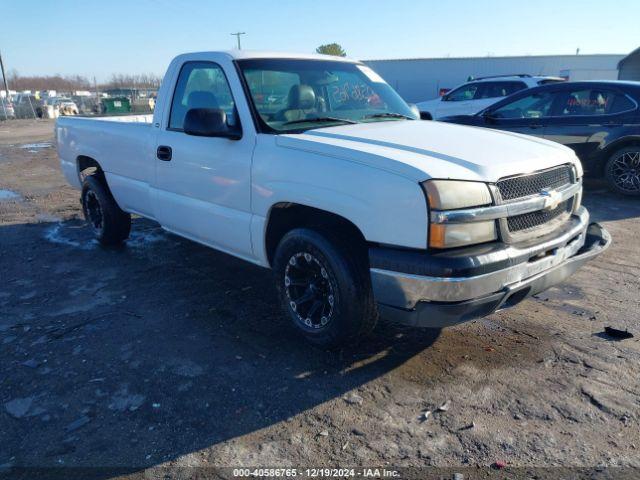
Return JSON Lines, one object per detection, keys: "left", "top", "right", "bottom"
{"left": 540, "top": 188, "right": 562, "bottom": 210}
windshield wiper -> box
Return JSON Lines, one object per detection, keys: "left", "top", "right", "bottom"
{"left": 282, "top": 116, "right": 357, "bottom": 126}
{"left": 363, "top": 112, "right": 413, "bottom": 120}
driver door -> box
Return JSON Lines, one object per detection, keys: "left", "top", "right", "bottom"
{"left": 152, "top": 61, "right": 255, "bottom": 257}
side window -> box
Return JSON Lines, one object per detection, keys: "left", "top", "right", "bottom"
{"left": 445, "top": 83, "right": 479, "bottom": 102}
{"left": 503, "top": 81, "right": 528, "bottom": 95}
{"left": 169, "top": 61, "right": 236, "bottom": 130}
{"left": 492, "top": 91, "right": 556, "bottom": 119}
{"left": 608, "top": 94, "right": 636, "bottom": 114}
{"left": 557, "top": 88, "right": 636, "bottom": 116}
{"left": 477, "top": 82, "right": 527, "bottom": 99}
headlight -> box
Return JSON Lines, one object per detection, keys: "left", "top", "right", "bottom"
{"left": 423, "top": 180, "right": 497, "bottom": 249}
{"left": 571, "top": 164, "right": 583, "bottom": 212}
{"left": 424, "top": 180, "right": 492, "bottom": 210}
{"left": 573, "top": 160, "right": 584, "bottom": 180}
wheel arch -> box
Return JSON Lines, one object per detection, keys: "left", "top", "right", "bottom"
{"left": 264, "top": 202, "right": 368, "bottom": 267}
{"left": 77, "top": 155, "right": 104, "bottom": 181}
{"left": 595, "top": 136, "right": 640, "bottom": 174}
{"left": 76, "top": 155, "right": 121, "bottom": 202}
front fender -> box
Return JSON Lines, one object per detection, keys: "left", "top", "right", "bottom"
{"left": 591, "top": 135, "right": 640, "bottom": 173}
{"left": 251, "top": 145, "right": 429, "bottom": 262}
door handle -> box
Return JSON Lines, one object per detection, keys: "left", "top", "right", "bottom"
{"left": 529, "top": 124, "right": 543, "bottom": 129}
{"left": 156, "top": 145, "right": 172, "bottom": 161}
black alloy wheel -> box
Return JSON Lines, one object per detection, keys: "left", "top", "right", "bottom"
{"left": 284, "top": 251, "right": 336, "bottom": 331}
{"left": 606, "top": 147, "right": 640, "bottom": 196}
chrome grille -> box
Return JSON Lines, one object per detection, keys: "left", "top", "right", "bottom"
{"left": 507, "top": 200, "right": 572, "bottom": 232}
{"left": 497, "top": 165, "right": 572, "bottom": 200}
{"left": 496, "top": 165, "right": 575, "bottom": 239}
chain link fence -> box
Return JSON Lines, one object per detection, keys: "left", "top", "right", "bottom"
{"left": 0, "top": 91, "right": 155, "bottom": 121}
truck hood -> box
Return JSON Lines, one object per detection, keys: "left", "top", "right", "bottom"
{"left": 276, "top": 120, "right": 580, "bottom": 183}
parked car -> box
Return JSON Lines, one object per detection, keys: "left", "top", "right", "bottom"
{"left": 416, "top": 74, "right": 565, "bottom": 120}
{"left": 440, "top": 81, "right": 640, "bottom": 196}
{"left": 46, "top": 97, "right": 79, "bottom": 116}
{"left": 56, "top": 51, "right": 610, "bottom": 346}
{"left": 72, "top": 95, "right": 101, "bottom": 115}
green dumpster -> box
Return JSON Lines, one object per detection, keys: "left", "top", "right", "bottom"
{"left": 102, "top": 97, "right": 131, "bottom": 114}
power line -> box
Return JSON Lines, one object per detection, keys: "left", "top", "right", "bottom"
{"left": 230, "top": 32, "right": 246, "bottom": 50}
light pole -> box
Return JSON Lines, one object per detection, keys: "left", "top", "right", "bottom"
{"left": 230, "top": 32, "right": 246, "bottom": 50}
{"left": 0, "top": 50, "right": 10, "bottom": 100}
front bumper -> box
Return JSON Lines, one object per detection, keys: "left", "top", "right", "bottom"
{"left": 370, "top": 207, "right": 611, "bottom": 328}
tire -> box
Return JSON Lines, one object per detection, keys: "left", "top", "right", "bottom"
{"left": 81, "top": 174, "right": 131, "bottom": 246}
{"left": 420, "top": 111, "right": 433, "bottom": 120}
{"left": 604, "top": 146, "right": 640, "bottom": 196}
{"left": 273, "top": 228, "right": 378, "bottom": 348}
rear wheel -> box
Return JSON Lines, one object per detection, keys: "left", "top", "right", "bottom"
{"left": 273, "top": 228, "right": 377, "bottom": 348}
{"left": 81, "top": 174, "right": 131, "bottom": 246}
{"left": 605, "top": 146, "right": 640, "bottom": 196}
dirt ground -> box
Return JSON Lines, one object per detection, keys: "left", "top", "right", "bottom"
{"left": 1, "top": 119, "right": 639, "bottom": 479}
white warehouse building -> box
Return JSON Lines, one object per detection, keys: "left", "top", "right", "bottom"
{"left": 365, "top": 53, "right": 625, "bottom": 103}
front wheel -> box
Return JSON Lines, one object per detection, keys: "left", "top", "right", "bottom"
{"left": 81, "top": 174, "right": 131, "bottom": 246}
{"left": 272, "top": 228, "right": 377, "bottom": 348}
{"left": 604, "top": 146, "right": 640, "bottom": 196}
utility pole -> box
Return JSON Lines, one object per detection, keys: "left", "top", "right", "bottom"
{"left": 0, "top": 50, "right": 10, "bottom": 99}
{"left": 230, "top": 32, "right": 246, "bottom": 50}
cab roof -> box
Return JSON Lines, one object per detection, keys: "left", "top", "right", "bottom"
{"left": 191, "top": 49, "right": 360, "bottom": 63}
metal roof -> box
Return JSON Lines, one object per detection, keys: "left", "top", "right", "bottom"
{"left": 365, "top": 53, "right": 625, "bottom": 63}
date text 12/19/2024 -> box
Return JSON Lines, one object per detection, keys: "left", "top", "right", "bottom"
{"left": 232, "top": 468, "right": 401, "bottom": 478}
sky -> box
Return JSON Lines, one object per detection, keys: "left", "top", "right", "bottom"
{"left": 1, "top": 0, "right": 638, "bottom": 81}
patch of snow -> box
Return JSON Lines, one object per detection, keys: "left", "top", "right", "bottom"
{"left": 43, "top": 223, "right": 96, "bottom": 250}
{"left": 126, "top": 229, "right": 168, "bottom": 247}
{"left": 0, "top": 189, "right": 21, "bottom": 201}
{"left": 20, "top": 143, "right": 52, "bottom": 149}
{"left": 43, "top": 222, "right": 167, "bottom": 250}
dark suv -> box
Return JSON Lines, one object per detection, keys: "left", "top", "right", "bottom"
{"left": 440, "top": 81, "right": 640, "bottom": 196}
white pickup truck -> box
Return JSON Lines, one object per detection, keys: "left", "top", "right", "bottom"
{"left": 56, "top": 51, "right": 610, "bottom": 346}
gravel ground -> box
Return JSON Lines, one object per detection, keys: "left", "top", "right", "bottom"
{"left": 0, "top": 119, "right": 639, "bottom": 479}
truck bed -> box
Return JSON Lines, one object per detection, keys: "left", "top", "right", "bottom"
{"left": 74, "top": 114, "right": 154, "bottom": 123}
{"left": 56, "top": 113, "right": 156, "bottom": 218}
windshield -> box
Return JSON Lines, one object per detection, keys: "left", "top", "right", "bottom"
{"left": 237, "top": 59, "right": 417, "bottom": 133}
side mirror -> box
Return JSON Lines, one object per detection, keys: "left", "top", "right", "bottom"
{"left": 408, "top": 103, "right": 420, "bottom": 118}
{"left": 482, "top": 110, "right": 496, "bottom": 121}
{"left": 184, "top": 108, "right": 241, "bottom": 139}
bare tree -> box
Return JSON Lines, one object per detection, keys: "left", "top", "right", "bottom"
{"left": 102, "top": 73, "right": 163, "bottom": 90}
{"left": 6, "top": 71, "right": 162, "bottom": 92}
{"left": 7, "top": 70, "right": 91, "bottom": 91}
